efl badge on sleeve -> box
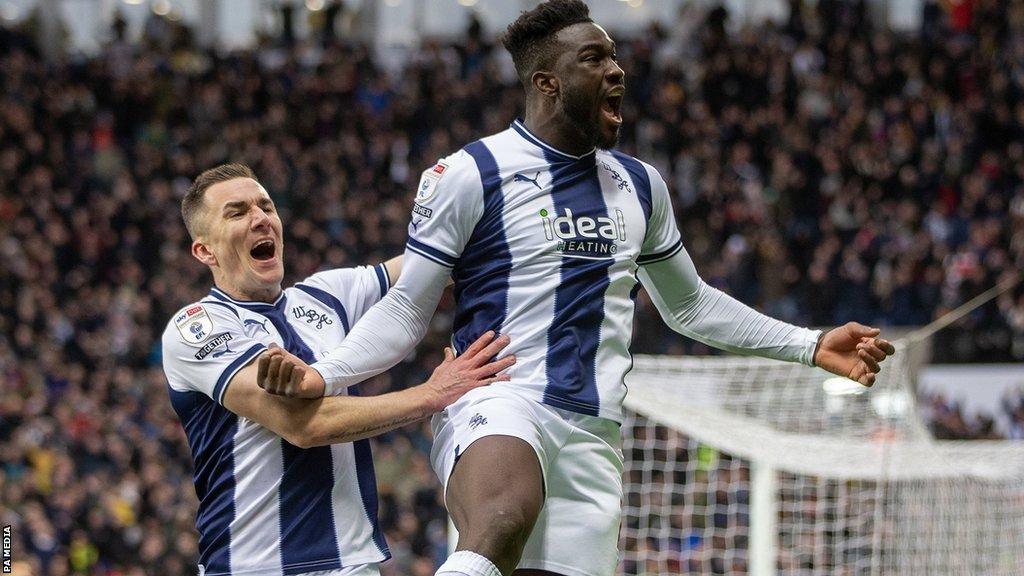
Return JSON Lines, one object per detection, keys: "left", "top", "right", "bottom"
{"left": 415, "top": 161, "right": 448, "bottom": 204}
{"left": 175, "top": 304, "right": 216, "bottom": 345}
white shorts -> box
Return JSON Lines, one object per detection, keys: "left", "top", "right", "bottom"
{"left": 430, "top": 386, "right": 624, "bottom": 576}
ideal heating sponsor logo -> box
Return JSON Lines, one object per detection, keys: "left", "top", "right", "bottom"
{"left": 540, "top": 207, "right": 626, "bottom": 259}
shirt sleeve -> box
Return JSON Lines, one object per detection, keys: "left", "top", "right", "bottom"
{"left": 307, "top": 152, "right": 484, "bottom": 394}
{"left": 637, "top": 164, "right": 684, "bottom": 266}
{"left": 161, "top": 302, "right": 267, "bottom": 405}
{"left": 299, "top": 264, "right": 391, "bottom": 327}
{"left": 311, "top": 251, "right": 452, "bottom": 394}
{"left": 638, "top": 246, "right": 821, "bottom": 366}
{"left": 404, "top": 150, "right": 485, "bottom": 268}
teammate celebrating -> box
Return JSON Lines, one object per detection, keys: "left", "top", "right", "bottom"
{"left": 161, "top": 163, "right": 514, "bottom": 576}
{"left": 265, "top": 2, "right": 896, "bottom": 575}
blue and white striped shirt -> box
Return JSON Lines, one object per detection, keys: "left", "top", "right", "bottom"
{"left": 405, "top": 120, "right": 682, "bottom": 422}
{"left": 162, "top": 265, "right": 391, "bottom": 576}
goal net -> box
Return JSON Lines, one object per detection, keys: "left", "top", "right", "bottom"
{"left": 618, "top": 332, "right": 1024, "bottom": 575}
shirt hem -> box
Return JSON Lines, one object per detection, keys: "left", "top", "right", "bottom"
{"left": 199, "top": 553, "right": 388, "bottom": 576}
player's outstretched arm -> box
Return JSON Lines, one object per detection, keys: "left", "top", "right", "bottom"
{"left": 812, "top": 322, "right": 896, "bottom": 387}
{"left": 222, "top": 331, "right": 514, "bottom": 448}
{"left": 639, "top": 244, "right": 895, "bottom": 381}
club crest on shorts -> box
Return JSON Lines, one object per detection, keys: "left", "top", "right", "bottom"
{"left": 468, "top": 413, "right": 488, "bottom": 430}
{"left": 415, "top": 161, "right": 448, "bottom": 204}
{"left": 175, "top": 304, "right": 215, "bottom": 345}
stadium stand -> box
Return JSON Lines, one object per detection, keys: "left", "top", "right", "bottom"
{"left": 1, "top": 0, "right": 1023, "bottom": 572}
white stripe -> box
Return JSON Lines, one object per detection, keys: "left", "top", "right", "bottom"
{"left": 594, "top": 153, "right": 646, "bottom": 420}
{"left": 230, "top": 423, "right": 284, "bottom": 573}
{"left": 495, "top": 157, "right": 561, "bottom": 397}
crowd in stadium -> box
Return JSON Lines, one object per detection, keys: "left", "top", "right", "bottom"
{"left": 2, "top": 0, "right": 1023, "bottom": 572}
{"left": 922, "top": 386, "right": 1024, "bottom": 440}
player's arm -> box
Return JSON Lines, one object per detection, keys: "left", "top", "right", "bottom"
{"left": 222, "top": 331, "right": 514, "bottom": 448}
{"left": 382, "top": 254, "right": 453, "bottom": 289}
{"left": 639, "top": 252, "right": 893, "bottom": 385}
{"left": 383, "top": 255, "right": 402, "bottom": 285}
{"left": 299, "top": 252, "right": 454, "bottom": 394}
{"left": 288, "top": 153, "right": 484, "bottom": 395}
{"left": 635, "top": 164, "right": 893, "bottom": 385}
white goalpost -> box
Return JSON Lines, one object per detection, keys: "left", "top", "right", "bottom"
{"left": 618, "top": 323, "right": 1024, "bottom": 575}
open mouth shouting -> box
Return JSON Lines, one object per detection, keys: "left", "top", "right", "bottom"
{"left": 602, "top": 87, "right": 624, "bottom": 127}
{"left": 249, "top": 238, "right": 278, "bottom": 264}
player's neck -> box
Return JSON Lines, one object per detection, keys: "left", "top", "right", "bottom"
{"left": 214, "top": 276, "right": 282, "bottom": 304}
{"left": 522, "top": 109, "right": 594, "bottom": 157}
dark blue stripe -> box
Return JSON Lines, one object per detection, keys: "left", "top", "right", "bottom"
{"left": 406, "top": 237, "right": 458, "bottom": 267}
{"left": 167, "top": 387, "right": 237, "bottom": 573}
{"left": 213, "top": 343, "right": 266, "bottom": 405}
{"left": 258, "top": 301, "right": 342, "bottom": 573}
{"left": 451, "top": 141, "right": 512, "bottom": 355}
{"left": 201, "top": 299, "right": 241, "bottom": 319}
{"left": 637, "top": 239, "right": 683, "bottom": 266}
{"left": 542, "top": 150, "right": 611, "bottom": 417}
{"left": 349, "top": 384, "right": 391, "bottom": 558}
{"left": 294, "top": 284, "right": 351, "bottom": 333}
{"left": 406, "top": 243, "right": 454, "bottom": 267}
{"left": 374, "top": 264, "right": 389, "bottom": 298}
{"left": 610, "top": 151, "right": 652, "bottom": 222}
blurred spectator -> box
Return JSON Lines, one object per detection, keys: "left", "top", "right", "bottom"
{"left": 920, "top": 385, "right": 1024, "bottom": 440}
{"left": 3, "top": 0, "right": 1024, "bottom": 572}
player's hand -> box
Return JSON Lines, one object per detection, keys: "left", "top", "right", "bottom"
{"left": 813, "top": 322, "right": 896, "bottom": 387}
{"left": 421, "top": 331, "right": 515, "bottom": 412}
{"left": 257, "top": 344, "right": 324, "bottom": 398}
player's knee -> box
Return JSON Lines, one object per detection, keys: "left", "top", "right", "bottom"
{"left": 460, "top": 504, "right": 536, "bottom": 559}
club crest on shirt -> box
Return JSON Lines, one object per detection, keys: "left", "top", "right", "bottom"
{"left": 599, "top": 161, "right": 633, "bottom": 194}
{"left": 175, "top": 304, "right": 215, "bottom": 345}
{"left": 415, "top": 161, "right": 448, "bottom": 204}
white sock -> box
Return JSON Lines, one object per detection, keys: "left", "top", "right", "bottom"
{"left": 434, "top": 550, "right": 503, "bottom": 576}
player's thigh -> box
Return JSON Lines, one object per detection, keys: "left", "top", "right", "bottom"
{"left": 430, "top": 386, "right": 564, "bottom": 539}
{"left": 446, "top": 434, "right": 545, "bottom": 539}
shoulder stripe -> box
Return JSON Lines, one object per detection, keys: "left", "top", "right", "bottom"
{"left": 374, "top": 263, "right": 389, "bottom": 299}
{"left": 637, "top": 239, "right": 684, "bottom": 266}
{"left": 213, "top": 343, "right": 266, "bottom": 405}
{"left": 294, "top": 283, "right": 351, "bottom": 333}
{"left": 406, "top": 237, "right": 458, "bottom": 268}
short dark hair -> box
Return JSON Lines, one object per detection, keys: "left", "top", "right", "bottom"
{"left": 502, "top": 0, "right": 593, "bottom": 86}
{"left": 182, "top": 163, "right": 257, "bottom": 239}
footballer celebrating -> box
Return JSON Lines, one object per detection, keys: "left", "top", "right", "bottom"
{"left": 263, "top": 2, "right": 896, "bottom": 575}
{"left": 161, "top": 164, "right": 514, "bottom": 576}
